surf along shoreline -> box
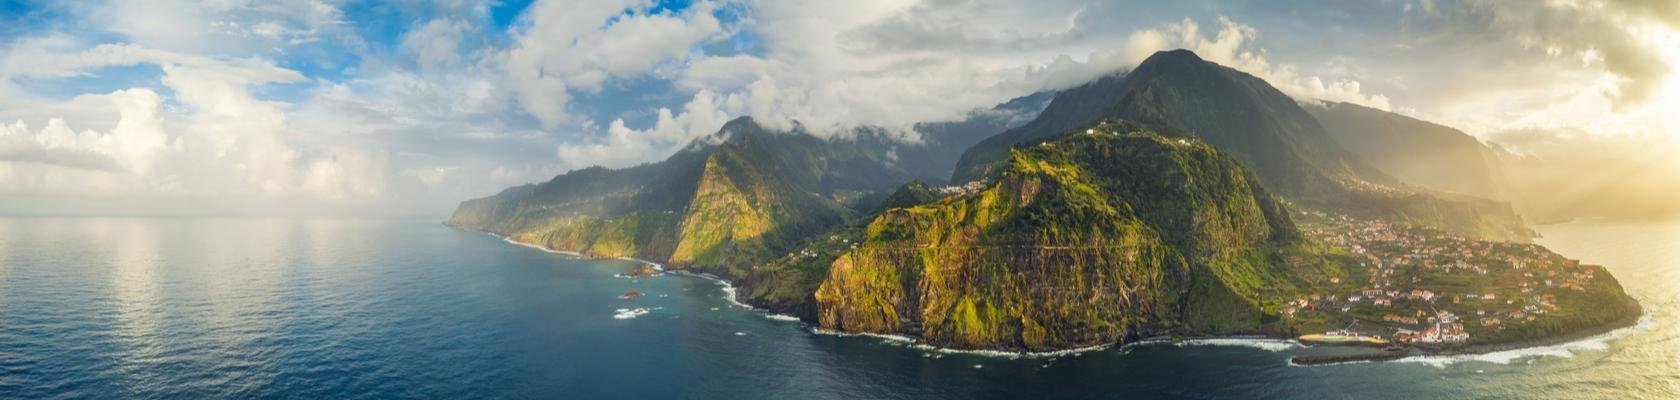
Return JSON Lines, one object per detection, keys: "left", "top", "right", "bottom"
{"left": 458, "top": 226, "right": 1645, "bottom": 364}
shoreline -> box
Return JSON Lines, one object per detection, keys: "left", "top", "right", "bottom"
{"left": 1389, "top": 312, "right": 1650, "bottom": 367}
{"left": 462, "top": 225, "right": 1647, "bottom": 364}
{"left": 1424, "top": 310, "right": 1645, "bottom": 357}
{"left": 465, "top": 228, "right": 1116, "bottom": 358}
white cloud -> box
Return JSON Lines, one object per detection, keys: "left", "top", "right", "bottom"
{"left": 1357, "top": 0, "right": 1680, "bottom": 139}
{"left": 401, "top": 165, "right": 459, "bottom": 189}
{"left": 18, "top": 2, "right": 1407, "bottom": 206}
{"left": 4, "top": 0, "right": 1675, "bottom": 216}
{"left": 497, "top": 0, "right": 727, "bottom": 128}
{"left": 301, "top": 149, "right": 387, "bottom": 201}
{"left": 1133, "top": 17, "right": 1392, "bottom": 110}
{"left": 0, "top": 41, "right": 393, "bottom": 211}
{"left": 86, "top": 0, "right": 346, "bottom": 54}
{"left": 555, "top": 89, "right": 731, "bottom": 170}
{"left": 1, "top": 118, "right": 128, "bottom": 172}
{"left": 0, "top": 89, "right": 168, "bottom": 176}
{"left": 402, "top": 19, "right": 470, "bottom": 69}
{"left": 557, "top": 6, "right": 1393, "bottom": 172}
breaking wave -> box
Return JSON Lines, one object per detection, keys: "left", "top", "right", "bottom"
{"left": 1396, "top": 315, "right": 1653, "bottom": 368}
{"left": 1171, "top": 338, "right": 1303, "bottom": 352}
{"left": 807, "top": 328, "right": 1111, "bottom": 359}
{"left": 491, "top": 234, "right": 583, "bottom": 257}
{"left": 613, "top": 308, "right": 650, "bottom": 320}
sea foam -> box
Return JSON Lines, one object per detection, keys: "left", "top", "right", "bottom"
{"left": 1396, "top": 315, "right": 1653, "bottom": 368}
{"left": 494, "top": 234, "right": 583, "bottom": 257}
{"left": 1172, "top": 338, "right": 1303, "bottom": 352}
{"left": 615, "top": 256, "right": 667, "bottom": 271}
{"left": 486, "top": 231, "right": 1118, "bottom": 360}
{"left": 807, "top": 328, "right": 1111, "bottom": 359}
{"left": 613, "top": 308, "right": 650, "bottom": 320}
{"left": 664, "top": 270, "right": 755, "bottom": 309}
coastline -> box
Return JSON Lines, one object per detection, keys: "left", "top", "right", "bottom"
{"left": 1285, "top": 307, "right": 1648, "bottom": 367}
{"left": 1392, "top": 311, "right": 1649, "bottom": 366}
{"left": 462, "top": 227, "right": 1117, "bottom": 358}
{"left": 461, "top": 225, "right": 1647, "bottom": 363}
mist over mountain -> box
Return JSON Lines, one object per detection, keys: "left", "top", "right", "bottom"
{"left": 1301, "top": 101, "right": 1680, "bottom": 223}
{"left": 894, "top": 91, "right": 1056, "bottom": 183}
{"left": 1306, "top": 101, "right": 1511, "bottom": 202}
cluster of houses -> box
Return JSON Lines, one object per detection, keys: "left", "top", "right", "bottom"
{"left": 1396, "top": 322, "right": 1471, "bottom": 344}
{"left": 936, "top": 180, "right": 989, "bottom": 196}
{"left": 1283, "top": 211, "right": 1616, "bottom": 346}
{"left": 1382, "top": 313, "right": 1420, "bottom": 325}
{"left": 1386, "top": 310, "right": 1469, "bottom": 344}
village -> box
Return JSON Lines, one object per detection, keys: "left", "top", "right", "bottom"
{"left": 1282, "top": 211, "right": 1608, "bottom": 346}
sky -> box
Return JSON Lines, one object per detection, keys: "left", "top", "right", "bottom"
{"left": 0, "top": 0, "right": 1676, "bottom": 216}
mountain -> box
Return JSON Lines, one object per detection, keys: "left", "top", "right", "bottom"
{"left": 1306, "top": 101, "right": 1510, "bottom": 202}
{"left": 952, "top": 50, "right": 1531, "bottom": 242}
{"left": 448, "top": 90, "right": 1060, "bottom": 272}
{"left": 451, "top": 117, "right": 912, "bottom": 276}
{"left": 893, "top": 91, "right": 1055, "bottom": 183}
{"left": 451, "top": 50, "right": 1637, "bottom": 354}
{"left": 952, "top": 50, "right": 1359, "bottom": 192}
{"left": 816, "top": 121, "right": 1346, "bottom": 350}
{"left": 951, "top": 72, "right": 1131, "bottom": 184}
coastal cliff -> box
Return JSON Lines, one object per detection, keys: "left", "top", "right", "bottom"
{"left": 813, "top": 121, "right": 1347, "bottom": 350}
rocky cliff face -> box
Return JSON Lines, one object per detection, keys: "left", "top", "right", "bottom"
{"left": 816, "top": 121, "right": 1344, "bottom": 350}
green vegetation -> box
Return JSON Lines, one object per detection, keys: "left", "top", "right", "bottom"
{"left": 447, "top": 49, "right": 1637, "bottom": 353}
{"left": 816, "top": 122, "right": 1348, "bottom": 351}
{"left": 950, "top": 49, "right": 1532, "bottom": 242}
{"left": 450, "top": 116, "right": 915, "bottom": 282}
{"left": 512, "top": 211, "right": 682, "bottom": 260}
{"left": 1289, "top": 211, "right": 1641, "bottom": 347}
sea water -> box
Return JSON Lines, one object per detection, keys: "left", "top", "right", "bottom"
{"left": 0, "top": 217, "right": 1674, "bottom": 399}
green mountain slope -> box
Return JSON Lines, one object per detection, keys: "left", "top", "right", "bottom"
{"left": 449, "top": 117, "right": 932, "bottom": 277}
{"left": 816, "top": 121, "right": 1350, "bottom": 350}
{"left": 448, "top": 87, "right": 1056, "bottom": 265}
{"left": 951, "top": 73, "right": 1132, "bottom": 184}
{"left": 951, "top": 50, "right": 1531, "bottom": 241}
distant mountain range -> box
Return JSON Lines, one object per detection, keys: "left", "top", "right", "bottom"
{"left": 448, "top": 49, "right": 1631, "bottom": 352}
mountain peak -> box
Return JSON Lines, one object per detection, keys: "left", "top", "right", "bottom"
{"left": 721, "top": 116, "right": 760, "bottom": 131}
{"left": 1142, "top": 49, "right": 1203, "bottom": 63}
{"left": 1132, "top": 49, "right": 1212, "bottom": 76}
{"left": 712, "top": 116, "right": 780, "bottom": 144}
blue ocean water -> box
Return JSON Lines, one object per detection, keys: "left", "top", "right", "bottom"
{"left": 0, "top": 217, "right": 1674, "bottom": 399}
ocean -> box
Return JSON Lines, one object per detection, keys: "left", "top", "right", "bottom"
{"left": 0, "top": 217, "right": 1674, "bottom": 399}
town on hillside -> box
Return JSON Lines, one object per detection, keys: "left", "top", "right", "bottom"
{"left": 1283, "top": 211, "right": 1617, "bottom": 346}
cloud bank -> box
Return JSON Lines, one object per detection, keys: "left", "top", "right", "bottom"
{"left": 0, "top": 0, "right": 1672, "bottom": 216}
